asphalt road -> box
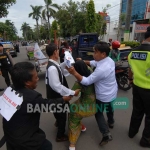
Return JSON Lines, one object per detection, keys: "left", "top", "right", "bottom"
{"left": 0, "top": 45, "right": 148, "bottom": 150}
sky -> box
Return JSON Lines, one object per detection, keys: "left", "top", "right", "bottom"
{"left": 0, "top": 0, "right": 120, "bottom": 37}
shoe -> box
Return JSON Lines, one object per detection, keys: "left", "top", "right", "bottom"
{"left": 56, "top": 135, "right": 68, "bottom": 142}
{"left": 69, "top": 146, "right": 75, "bottom": 150}
{"left": 81, "top": 124, "right": 86, "bottom": 132}
{"left": 0, "top": 88, "right": 4, "bottom": 92}
{"left": 140, "top": 137, "right": 150, "bottom": 148}
{"left": 128, "top": 131, "right": 137, "bottom": 138}
{"left": 99, "top": 135, "right": 113, "bottom": 146}
{"left": 54, "top": 121, "right": 58, "bottom": 127}
{"left": 108, "top": 123, "right": 114, "bottom": 129}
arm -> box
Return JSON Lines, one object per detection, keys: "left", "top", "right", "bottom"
{"left": 76, "top": 58, "right": 97, "bottom": 67}
{"left": 47, "top": 66, "right": 75, "bottom": 96}
{"left": 66, "top": 66, "right": 103, "bottom": 86}
{"left": 31, "top": 92, "right": 71, "bottom": 112}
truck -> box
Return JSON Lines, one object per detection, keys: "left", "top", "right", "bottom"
{"left": 70, "top": 33, "right": 98, "bottom": 60}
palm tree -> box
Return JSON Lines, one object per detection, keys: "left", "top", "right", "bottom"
{"left": 42, "top": 0, "right": 59, "bottom": 40}
{"left": 20, "top": 22, "right": 30, "bottom": 40}
{"left": 29, "top": 5, "right": 43, "bottom": 41}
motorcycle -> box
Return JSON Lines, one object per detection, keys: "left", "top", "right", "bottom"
{"left": 115, "top": 65, "right": 131, "bottom": 91}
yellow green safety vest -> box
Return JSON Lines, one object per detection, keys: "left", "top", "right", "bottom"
{"left": 128, "top": 51, "right": 150, "bottom": 89}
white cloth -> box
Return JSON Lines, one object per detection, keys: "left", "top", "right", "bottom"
{"left": 45, "top": 59, "right": 75, "bottom": 96}
{"left": 34, "top": 43, "right": 47, "bottom": 64}
{"left": 81, "top": 57, "right": 118, "bottom": 102}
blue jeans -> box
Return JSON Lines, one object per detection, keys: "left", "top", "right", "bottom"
{"left": 95, "top": 100, "right": 114, "bottom": 137}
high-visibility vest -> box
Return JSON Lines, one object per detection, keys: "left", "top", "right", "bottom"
{"left": 128, "top": 50, "right": 150, "bottom": 89}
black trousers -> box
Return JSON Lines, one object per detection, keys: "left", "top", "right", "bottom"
{"left": 53, "top": 103, "right": 69, "bottom": 138}
{"left": 6, "top": 139, "right": 52, "bottom": 150}
{"left": 1, "top": 67, "right": 12, "bottom": 86}
{"left": 129, "top": 84, "right": 150, "bottom": 138}
{"left": 95, "top": 100, "right": 114, "bottom": 136}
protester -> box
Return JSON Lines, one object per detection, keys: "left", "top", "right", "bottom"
{"left": 128, "top": 26, "right": 150, "bottom": 148}
{"left": 59, "top": 42, "right": 72, "bottom": 63}
{"left": 1, "top": 62, "right": 72, "bottom": 150}
{"left": 0, "top": 43, "right": 13, "bottom": 87}
{"left": 68, "top": 60, "right": 96, "bottom": 150}
{"left": 45, "top": 43, "right": 80, "bottom": 142}
{"left": 66, "top": 42, "right": 118, "bottom": 146}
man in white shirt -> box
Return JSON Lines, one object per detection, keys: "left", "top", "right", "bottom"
{"left": 45, "top": 43, "right": 80, "bottom": 142}
{"left": 66, "top": 42, "right": 118, "bottom": 146}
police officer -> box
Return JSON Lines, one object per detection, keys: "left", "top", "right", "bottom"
{"left": 0, "top": 43, "right": 13, "bottom": 87}
{"left": 128, "top": 26, "right": 150, "bottom": 148}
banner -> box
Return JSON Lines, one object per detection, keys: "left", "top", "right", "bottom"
{"left": 135, "top": 24, "right": 150, "bottom": 33}
{"left": 34, "top": 43, "right": 47, "bottom": 64}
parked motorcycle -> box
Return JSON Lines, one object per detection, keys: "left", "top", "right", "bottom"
{"left": 115, "top": 65, "right": 131, "bottom": 91}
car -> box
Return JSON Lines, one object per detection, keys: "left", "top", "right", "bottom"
{"left": 22, "top": 41, "right": 29, "bottom": 46}
{"left": 0, "top": 41, "right": 18, "bottom": 57}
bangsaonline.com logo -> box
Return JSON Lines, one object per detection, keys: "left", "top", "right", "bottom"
{"left": 27, "top": 97, "right": 129, "bottom": 113}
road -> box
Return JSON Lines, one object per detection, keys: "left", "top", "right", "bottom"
{"left": 0, "top": 45, "right": 148, "bottom": 150}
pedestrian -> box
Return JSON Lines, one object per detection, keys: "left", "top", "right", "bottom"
{"left": 68, "top": 60, "right": 96, "bottom": 150}
{"left": 109, "top": 40, "right": 121, "bottom": 63}
{"left": 2, "top": 62, "right": 72, "bottom": 150}
{"left": 59, "top": 42, "right": 72, "bottom": 63}
{"left": 45, "top": 43, "right": 80, "bottom": 142}
{"left": 66, "top": 41, "right": 118, "bottom": 146}
{"left": 128, "top": 26, "right": 150, "bottom": 148}
{"left": 0, "top": 43, "right": 13, "bottom": 87}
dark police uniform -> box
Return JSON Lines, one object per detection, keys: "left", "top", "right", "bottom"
{"left": 0, "top": 52, "right": 13, "bottom": 86}
{"left": 128, "top": 42, "right": 150, "bottom": 147}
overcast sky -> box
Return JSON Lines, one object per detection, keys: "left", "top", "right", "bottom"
{"left": 0, "top": 0, "right": 119, "bottom": 37}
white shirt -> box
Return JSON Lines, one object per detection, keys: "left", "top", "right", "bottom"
{"left": 81, "top": 57, "right": 118, "bottom": 102}
{"left": 45, "top": 59, "right": 75, "bottom": 96}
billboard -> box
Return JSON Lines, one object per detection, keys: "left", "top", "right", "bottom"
{"left": 135, "top": 24, "right": 150, "bottom": 33}
{"left": 99, "top": 12, "right": 110, "bottom": 23}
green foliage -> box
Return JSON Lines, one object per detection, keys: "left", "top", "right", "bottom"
{"left": 0, "top": 21, "right": 18, "bottom": 41}
{"left": 0, "top": 0, "right": 16, "bottom": 18}
{"left": 55, "top": 0, "right": 88, "bottom": 37}
{"left": 50, "top": 20, "right": 59, "bottom": 38}
{"left": 40, "top": 25, "right": 49, "bottom": 40}
{"left": 29, "top": 5, "right": 43, "bottom": 40}
{"left": 42, "top": 0, "right": 59, "bottom": 39}
{"left": 85, "top": 0, "right": 97, "bottom": 32}
{"left": 20, "top": 22, "right": 31, "bottom": 40}
{"left": 121, "top": 41, "right": 140, "bottom": 48}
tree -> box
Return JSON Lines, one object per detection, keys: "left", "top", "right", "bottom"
{"left": 20, "top": 22, "right": 30, "bottom": 40}
{"left": 117, "top": 13, "right": 126, "bottom": 40}
{"left": 85, "top": 0, "right": 97, "bottom": 32}
{"left": 55, "top": 0, "right": 88, "bottom": 37}
{"left": 97, "top": 4, "right": 111, "bottom": 39}
{"left": 0, "top": 0, "right": 16, "bottom": 18}
{"left": 42, "top": 0, "right": 59, "bottom": 40}
{"left": 0, "top": 21, "right": 18, "bottom": 40}
{"left": 29, "top": 5, "right": 43, "bottom": 41}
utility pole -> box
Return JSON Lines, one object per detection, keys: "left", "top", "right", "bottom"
{"left": 124, "top": 0, "right": 133, "bottom": 41}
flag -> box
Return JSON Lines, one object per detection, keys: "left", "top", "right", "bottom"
{"left": 34, "top": 43, "right": 47, "bottom": 64}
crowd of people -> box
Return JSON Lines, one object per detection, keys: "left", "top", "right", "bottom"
{"left": 1, "top": 26, "right": 150, "bottom": 150}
